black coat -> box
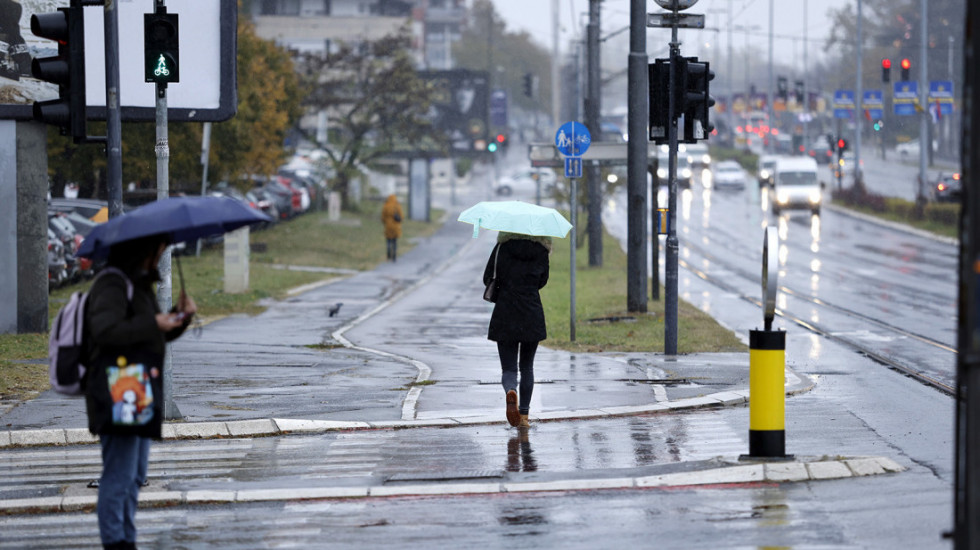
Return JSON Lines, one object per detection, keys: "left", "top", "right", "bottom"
{"left": 83, "top": 269, "right": 186, "bottom": 436}
{"left": 483, "top": 239, "right": 550, "bottom": 343}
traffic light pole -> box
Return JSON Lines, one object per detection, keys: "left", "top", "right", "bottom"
{"left": 103, "top": 0, "right": 123, "bottom": 218}
{"left": 151, "top": 0, "right": 179, "bottom": 421}
{"left": 665, "top": 20, "right": 680, "bottom": 356}
{"left": 626, "top": 0, "right": 648, "bottom": 313}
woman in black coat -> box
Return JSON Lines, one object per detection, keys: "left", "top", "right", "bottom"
{"left": 483, "top": 231, "right": 551, "bottom": 428}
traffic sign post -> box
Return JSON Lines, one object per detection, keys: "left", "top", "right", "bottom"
{"left": 555, "top": 121, "right": 591, "bottom": 343}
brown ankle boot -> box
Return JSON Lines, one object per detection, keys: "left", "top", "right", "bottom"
{"left": 518, "top": 414, "right": 530, "bottom": 428}
{"left": 505, "top": 390, "right": 520, "bottom": 427}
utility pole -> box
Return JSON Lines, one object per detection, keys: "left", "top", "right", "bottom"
{"left": 855, "top": 0, "right": 863, "bottom": 185}
{"left": 625, "top": 0, "right": 648, "bottom": 312}
{"left": 917, "top": 0, "right": 929, "bottom": 207}
{"left": 552, "top": 0, "right": 560, "bottom": 127}
{"left": 766, "top": 0, "right": 773, "bottom": 153}
{"left": 104, "top": 1, "right": 123, "bottom": 218}
{"left": 956, "top": 4, "right": 979, "bottom": 547}
{"left": 664, "top": 18, "right": 680, "bottom": 356}
{"left": 586, "top": 0, "right": 602, "bottom": 266}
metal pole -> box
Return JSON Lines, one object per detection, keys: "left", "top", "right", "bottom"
{"left": 586, "top": 0, "right": 602, "bottom": 267}
{"left": 854, "top": 0, "right": 863, "bottom": 185}
{"left": 154, "top": 0, "right": 179, "bottom": 421}
{"left": 552, "top": 0, "right": 561, "bottom": 126}
{"left": 766, "top": 0, "right": 773, "bottom": 153}
{"left": 665, "top": 15, "right": 679, "bottom": 356}
{"left": 917, "top": 0, "right": 929, "bottom": 205}
{"left": 104, "top": 1, "right": 123, "bottom": 218}
{"left": 955, "top": 5, "right": 979, "bottom": 546}
{"left": 626, "top": 0, "right": 647, "bottom": 313}
{"left": 570, "top": 175, "right": 577, "bottom": 342}
{"left": 803, "top": 0, "right": 808, "bottom": 151}
{"left": 195, "top": 121, "right": 212, "bottom": 256}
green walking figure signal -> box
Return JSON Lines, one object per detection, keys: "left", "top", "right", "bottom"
{"left": 144, "top": 11, "right": 179, "bottom": 84}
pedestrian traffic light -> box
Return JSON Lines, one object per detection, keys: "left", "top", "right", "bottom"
{"left": 522, "top": 73, "right": 533, "bottom": 98}
{"left": 144, "top": 11, "right": 179, "bottom": 85}
{"left": 679, "top": 57, "right": 714, "bottom": 142}
{"left": 648, "top": 58, "right": 670, "bottom": 144}
{"left": 30, "top": 5, "right": 86, "bottom": 141}
{"left": 881, "top": 58, "right": 891, "bottom": 82}
{"left": 900, "top": 58, "right": 911, "bottom": 81}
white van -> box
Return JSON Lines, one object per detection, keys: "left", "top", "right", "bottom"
{"left": 771, "top": 156, "right": 822, "bottom": 215}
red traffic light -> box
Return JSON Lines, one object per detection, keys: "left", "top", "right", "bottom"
{"left": 901, "top": 58, "right": 911, "bottom": 70}
{"left": 882, "top": 58, "right": 891, "bottom": 69}
{"left": 837, "top": 138, "right": 846, "bottom": 149}
{"left": 495, "top": 133, "right": 506, "bottom": 143}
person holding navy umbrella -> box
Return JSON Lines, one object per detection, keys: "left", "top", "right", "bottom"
{"left": 76, "top": 196, "right": 268, "bottom": 549}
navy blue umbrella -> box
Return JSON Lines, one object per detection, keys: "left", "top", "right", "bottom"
{"left": 77, "top": 195, "right": 272, "bottom": 260}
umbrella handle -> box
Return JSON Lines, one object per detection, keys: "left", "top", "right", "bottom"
{"left": 473, "top": 218, "right": 480, "bottom": 239}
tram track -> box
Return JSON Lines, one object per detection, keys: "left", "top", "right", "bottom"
{"left": 677, "top": 242, "right": 957, "bottom": 397}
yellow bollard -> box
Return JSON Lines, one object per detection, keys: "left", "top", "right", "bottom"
{"left": 747, "top": 329, "right": 790, "bottom": 458}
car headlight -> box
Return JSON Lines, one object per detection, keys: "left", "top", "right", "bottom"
{"left": 760, "top": 169, "right": 770, "bottom": 179}
{"left": 606, "top": 174, "right": 619, "bottom": 184}
{"left": 809, "top": 191, "right": 822, "bottom": 204}
{"left": 702, "top": 154, "right": 711, "bottom": 164}
{"left": 682, "top": 168, "right": 692, "bottom": 179}
{"left": 777, "top": 192, "right": 790, "bottom": 204}
{"left": 657, "top": 168, "right": 667, "bottom": 178}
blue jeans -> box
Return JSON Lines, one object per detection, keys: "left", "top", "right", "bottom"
{"left": 98, "top": 434, "right": 151, "bottom": 546}
{"left": 497, "top": 341, "right": 537, "bottom": 414}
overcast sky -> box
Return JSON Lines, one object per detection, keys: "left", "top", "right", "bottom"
{"left": 492, "top": 0, "right": 853, "bottom": 64}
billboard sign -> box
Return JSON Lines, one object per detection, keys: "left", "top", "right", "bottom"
{"left": 419, "top": 69, "right": 489, "bottom": 154}
{"left": 0, "top": 0, "right": 237, "bottom": 122}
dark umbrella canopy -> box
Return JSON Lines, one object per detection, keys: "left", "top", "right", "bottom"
{"left": 77, "top": 196, "right": 271, "bottom": 259}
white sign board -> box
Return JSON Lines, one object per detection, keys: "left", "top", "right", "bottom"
{"left": 0, "top": 0, "right": 237, "bottom": 122}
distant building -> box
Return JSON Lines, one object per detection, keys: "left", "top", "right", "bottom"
{"left": 248, "top": 0, "right": 465, "bottom": 69}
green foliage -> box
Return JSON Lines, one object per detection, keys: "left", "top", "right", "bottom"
{"left": 711, "top": 146, "right": 759, "bottom": 172}
{"left": 833, "top": 187, "right": 958, "bottom": 239}
{"left": 297, "top": 30, "right": 445, "bottom": 208}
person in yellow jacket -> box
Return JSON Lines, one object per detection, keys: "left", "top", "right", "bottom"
{"left": 381, "top": 194, "right": 404, "bottom": 261}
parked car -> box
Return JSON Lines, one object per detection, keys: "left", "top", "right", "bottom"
{"left": 712, "top": 160, "right": 747, "bottom": 190}
{"left": 934, "top": 173, "right": 963, "bottom": 203}
{"left": 256, "top": 180, "right": 296, "bottom": 220}
{"left": 48, "top": 197, "right": 111, "bottom": 222}
{"left": 245, "top": 188, "right": 280, "bottom": 226}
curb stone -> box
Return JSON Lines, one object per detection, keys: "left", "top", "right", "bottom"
{"left": 0, "top": 455, "right": 906, "bottom": 516}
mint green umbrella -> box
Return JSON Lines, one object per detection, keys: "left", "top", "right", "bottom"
{"left": 457, "top": 200, "right": 573, "bottom": 238}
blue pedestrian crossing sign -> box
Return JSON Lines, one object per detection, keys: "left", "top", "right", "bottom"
{"left": 555, "top": 121, "right": 591, "bottom": 157}
{"left": 564, "top": 157, "right": 583, "bottom": 179}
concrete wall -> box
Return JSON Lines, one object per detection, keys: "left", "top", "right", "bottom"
{"left": 0, "top": 121, "right": 48, "bottom": 334}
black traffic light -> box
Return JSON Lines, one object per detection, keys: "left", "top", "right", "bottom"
{"left": 777, "top": 76, "right": 788, "bottom": 101}
{"left": 30, "top": 5, "right": 86, "bottom": 141}
{"left": 794, "top": 80, "right": 804, "bottom": 104}
{"left": 679, "top": 57, "right": 714, "bottom": 142}
{"left": 144, "top": 11, "right": 179, "bottom": 84}
{"left": 881, "top": 58, "right": 891, "bottom": 83}
{"left": 900, "top": 58, "right": 911, "bottom": 81}
{"left": 648, "top": 58, "right": 670, "bottom": 144}
{"left": 522, "top": 73, "right": 533, "bottom": 98}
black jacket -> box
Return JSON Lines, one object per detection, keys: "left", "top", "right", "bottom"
{"left": 483, "top": 239, "right": 550, "bottom": 343}
{"left": 83, "top": 269, "right": 185, "bottom": 436}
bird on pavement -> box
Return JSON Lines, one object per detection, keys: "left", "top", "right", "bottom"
{"left": 328, "top": 303, "right": 343, "bottom": 317}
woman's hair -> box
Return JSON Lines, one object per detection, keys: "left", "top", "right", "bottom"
{"left": 107, "top": 233, "right": 171, "bottom": 276}
{"left": 497, "top": 231, "right": 553, "bottom": 253}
